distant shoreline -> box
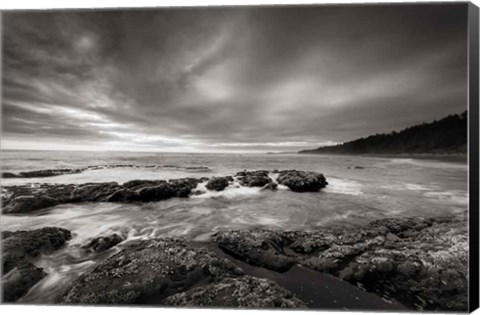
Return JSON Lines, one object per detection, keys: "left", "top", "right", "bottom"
{"left": 298, "top": 152, "right": 468, "bottom": 163}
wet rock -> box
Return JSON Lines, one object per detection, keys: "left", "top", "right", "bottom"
{"left": 206, "top": 177, "right": 232, "bottom": 191}
{"left": 2, "top": 231, "right": 14, "bottom": 239}
{"left": 370, "top": 217, "right": 430, "bottom": 234}
{"left": 1, "top": 170, "right": 328, "bottom": 214}
{"left": 70, "top": 182, "right": 123, "bottom": 202}
{"left": 3, "top": 195, "right": 59, "bottom": 214}
{"left": 122, "top": 180, "right": 165, "bottom": 190}
{"left": 2, "top": 172, "right": 17, "bottom": 178}
{"left": 2, "top": 263, "right": 46, "bottom": 302}
{"left": 215, "top": 230, "right": 295, "bottom": 272}
{"left": 235, "top": 170, "right": 272, "bottom": 187}
{"left": 168, "top": 178, "right": 204, "bottom": 189}
{"left": 60, "top": 238, "right": 244, "bottom": 304}
{"left": 1, "top": 179, "right": 198, "bottom": 213}
{"left": 135, "top": 183, "right": 176, "bottom": 202}
{"left": 263, "top": 182, "right": 278, "bottom": 190}
{"left": 2, "top": 227, "right": 72, "bottom": 274}
{"left": 276, "top": 170, "right": 328, "bottom": 192}
{"left": 214, "top": 216, "right": 468, "bottom": 311}
{"left": 83, "top": 234, "right": 123, "bottom": 253}
{"left": 2, "top": 168, "right": 83, "bottom": 179}
{"left": 185, "top": 166, "right": 210, "bottom": 171}
{"left": 106, "top": 189, "right": 138, "bottom": 202}
{"left": 169, "top": 178, "right": 205, "bottom": 197}
{"left": 164, "top": 275, "right": 306, "bottom": 308}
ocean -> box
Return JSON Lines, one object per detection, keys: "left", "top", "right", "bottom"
{"left": 0, "top": 150, "right": 469, "bottom": 303}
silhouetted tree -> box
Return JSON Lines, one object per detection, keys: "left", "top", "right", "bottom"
{"left": 300, "top": 111, "right": 467, "bottom": 154}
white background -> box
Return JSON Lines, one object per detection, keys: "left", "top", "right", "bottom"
{"left": 0, "top": 0, "right": 479, "bottom": 315}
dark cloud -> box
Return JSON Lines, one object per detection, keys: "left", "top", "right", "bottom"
{"left": 2, "top": 4, "right": 468, "bottom": 152}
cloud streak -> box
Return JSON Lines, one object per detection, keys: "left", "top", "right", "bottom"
{"left": 2, "top": 4, "right": 468, "bottom": 152}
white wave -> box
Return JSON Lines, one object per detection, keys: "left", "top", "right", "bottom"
{"left": 190, "top": 180, "right": 263, "bottom": 199}
{"left": 316, "top": 210, "right": 358, "bottom": 226}
{"left": 404, "top": 183, "right": 434, "bottom": 191}
{"left": 323, "top": 177, "right": 364, "bottom": 196}
{"left": 268, "top": 172, "right": 289, "bottom": 190}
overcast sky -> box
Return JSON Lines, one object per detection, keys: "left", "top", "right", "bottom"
{"left": 2, "top": 4, "right": 468, "bottom": 152}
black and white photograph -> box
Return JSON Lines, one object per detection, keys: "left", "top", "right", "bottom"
{"left": 1, "top": 1, "right": 479, "bottom": 313}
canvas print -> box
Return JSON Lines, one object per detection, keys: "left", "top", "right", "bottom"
{"left": 1, "top": 2, "right": 478, "bottom": 312}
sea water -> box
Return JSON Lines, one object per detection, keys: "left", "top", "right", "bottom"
{"left": 0, "top": 150, "right": 469, "bottom": 303}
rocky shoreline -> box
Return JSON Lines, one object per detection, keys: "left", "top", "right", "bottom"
{"left": 0, "top": 169, "right": 468, "bottom": 310}
{"left": 214, "top": 216, "right": 468, "bottom": 311}
{"left": 2, "top": 227, "right": 72, "bottom": 302}
{"left": 1, "top": 215, "right": 468, "bottom": 311}
{"left": 1, "top": 169, "right": 328, "bottom": 214}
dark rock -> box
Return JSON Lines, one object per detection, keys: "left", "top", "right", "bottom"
{"left": 20, "top": 169, "right": 82, "bottom": 178}
{"left": 353, "top": 166, "right": 365, "bottom": 169}
{"left": 164, "top": 275, "right": 306, "bottom": 308}
{"left": 61, "top": 238, "right": 304, "bottom": 307}
{"left": 169, "top": 178, "right": 205, "bottom": 197}
{"left": 122, "top": 180, "right": 165, "bottom": 190}
{"left": 263, "top": 182, "right": 278, "bottom": 190}
{"left": 2, "top": 172, "right": 17, "bottom": 178}
{"left": 276, "top": 170, "right": 328, "bottom": 192}
{"left": 60, "top": 238, "right": 244, "bottom": 304}
{"left": 135, "top": 183, "right": 175, "bottom": 201}
{"left": 70, "top": 182, "right": 123, "bottom": 202}
{"left": 2, "top": 263, "right": 46, "bottom": 302}
{"left": 3, "top": 227, "right": 72, "bottom": 274}
{"left": 1, "top": 178, "right": 202, "bottom": 213}
{"left": 215, "top": 230, "right": 295, "bottom": 272}
{"left": 206, "top": 177, "right": 231, "bottom": 191}
{"left": 370, "top": 217, "right": 430, "bottom": 234}
{"left": 168, "top": 178, "right": 204, "bottom": 190}
{"left": 2, "top": 231, "right": 14, "bottom": 239}
{"left": 213, "top": 216, "right": 468, "bottom": 311}
{"left": 3, "top": 195, "right": 59, "bottom": 214}
{"left": 1, "top": 170, "right": 328, "bottom": 214}
{"left": 82, "top": 234, "right": 123, "bottom": 253}
{"left": 2, "top": 184, "right": 78, "bottom": 213}
{"left": 106, "top": 189, "right": 137, "bottom": 202}
{"left": 235, "top": 170, "right": 272, "bottom": 188}
{"left": 235, "top": 170, "right": 269, "bottom": 177}
{"left": 185, "top": 166, "right": 210, "bottom": 171}
{"left": 2, "top": 169, "right": 83, "bottom": 179}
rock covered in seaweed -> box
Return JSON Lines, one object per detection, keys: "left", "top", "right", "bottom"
{"left": 2, "top": 227, "right": 71, "bottom": 302}
{"left": 214, "top": 215, "right": 468, "bottom": 311}
{"left": 61, "top": 238, "right": 305, "bottom": 307}
{"left": 215, "top": 230, "right": 295, "bottom": 272}
{"left": 60, "top": 238, "right": 244, "bottom": 304}
{"left": 82, "top": 234, "right": 124, "bottom": 253}
{"left": 3, "top": 195, "right": 58, "bottom": 214}
{"left": 2, "top": 227, "right": 72, "bottom": 274}
{"left": 164, "top": 275, "right": 306, "bottom": 308}
{"left": 2, "top": 263, "right": 46, "bottom": 302}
